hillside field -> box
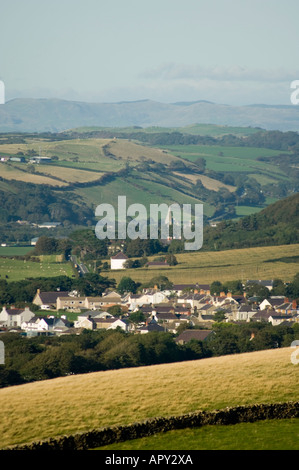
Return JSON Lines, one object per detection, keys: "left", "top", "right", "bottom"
{"left": 105, "top": 243, "right": 299, "bottom": 285}
{"left": 0, "top": 254, "right": 74, "bottom": 282}
{"left": 0, "top": 347, "right": 297, "bottom": 449}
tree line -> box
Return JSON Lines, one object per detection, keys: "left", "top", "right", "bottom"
{"left": 0, "top": 321, "right": 298, "bottom": 388}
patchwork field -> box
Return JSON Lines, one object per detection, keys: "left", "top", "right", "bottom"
{"left": 0, "top": 132, "right": 293, "bottom": 223}
{"left": 162, "top": 143, "right": 289, "bottom": 179}
{"left": 0, "top": 347, "right": 297, "bottom": 448}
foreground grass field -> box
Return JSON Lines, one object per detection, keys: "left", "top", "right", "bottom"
{"left": 97, "top": 419, "right": 299, "bottom": 450}
{"left": 0, "top": 347, "right": 297, "bottom": 449}
{"left": 106, "top": 243, "right": 299, "bottom": 285}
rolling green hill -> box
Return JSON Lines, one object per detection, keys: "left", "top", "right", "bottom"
{"left": 202, "top": 192, "right": 299, "bottom": 251}
{"left": 0, "top": 126, "right": 298, "bottom": 245}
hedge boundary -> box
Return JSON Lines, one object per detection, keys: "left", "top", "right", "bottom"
{"left": 4, "top": 401, "right": 299, "bottom": 451}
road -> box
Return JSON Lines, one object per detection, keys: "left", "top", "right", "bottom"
{"left": 69, "top": 255, "right": 89, "bottom": 276}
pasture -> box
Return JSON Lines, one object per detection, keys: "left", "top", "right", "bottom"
{"left": 97, "top": 418, "right": 299, "bottom": 451}
{"left": 0, "top": 246, "right": 33, "bottom": 257}
{"left": 0, "top": 254, "right": 73, "bottom": 282}
{"left": 105, "top": 244, "right": 299, "bottom": 285}
{"left": 162, "top": 144, "right": 289, "bottom": 180}
{"left": 0, "top": 347, "right": 297, "bottom": 448}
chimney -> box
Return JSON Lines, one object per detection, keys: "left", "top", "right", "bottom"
{"left": 220, "top": 291, "right": 225, "bottom": 297}
{"left": 227, "top": 292, "right": 232, "bottom": 298}
{"left": 37, "top": 288, "right": 40, "bottom": 294}
{"left": 292, "top": 300, "right": 297, "bottom": 309}
{"left": 284, "top": 297, "right": 289, "bottom": 303}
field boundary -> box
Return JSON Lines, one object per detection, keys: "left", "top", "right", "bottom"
{"left": 4, "top": 401, "right": 299, "bottom": 451}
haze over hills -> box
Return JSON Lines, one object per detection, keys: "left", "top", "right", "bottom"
{"left": 1, "top": 98, "right": 299, "bottom": 133}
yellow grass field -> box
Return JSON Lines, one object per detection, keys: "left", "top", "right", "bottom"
{"left": 0, "top": 164, "right": 67, "bottom": 186}
{"left": 0, "top": 137, "right": 175, "bottom": 165}
{"left": 174, "top": 172, "right": 236, "bottom": 192}
{"left": 0, "top": 347, "right": 298, "bottom": 448}
{"left": 37, "top": 165, "right": 104, "bottom": 183}
{"left": 106, "top": 244, "right": 299, "bottom": 285}
{"left": 109, "top": 139, "right": 178, "bottom": 163}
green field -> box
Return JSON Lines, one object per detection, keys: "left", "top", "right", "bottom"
{"left": 97, "top": 419, "right": 299, "bottom": 451}
{"left": 235, "top": 205, "right": 264, "bottom": 216}
{"left": 76, "top": 172, "right": 215, "bottom": 216}
{"left": 0, "top": 254, "right": 74, "bottom": 281}
{"left": 162, "top": 144, "right": 289, "bottom": 177}
{"left": 0, "top": 246, "right": 33, "bottom": 256}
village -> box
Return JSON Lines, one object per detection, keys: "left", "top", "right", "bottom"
{"left": 0, "top": 274, "right": 298, "bottom": 346}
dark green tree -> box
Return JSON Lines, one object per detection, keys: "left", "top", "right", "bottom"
{"left": 117, "top": 276, "right": 137, "bottom": 295}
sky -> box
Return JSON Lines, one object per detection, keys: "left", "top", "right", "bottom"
{"left": 1, "top": 0, "right": 299, "bottom": 105}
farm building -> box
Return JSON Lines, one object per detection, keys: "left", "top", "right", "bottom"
{"left": 110, "top": 251, "right": 128, "bottom": 270}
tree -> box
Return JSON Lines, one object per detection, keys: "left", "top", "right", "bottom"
{"left": 245, "top": 283, "right": 270, "bottom": 302}
{"left": 272, "top": 279, "right": 286, "bottom": 296}
{"left": 194, "top": 157, "right": 206, "bottom": 173}
{"left": 286, "top": 273, "right": 299, "bottom": 298}
{"left": 117, "top": 276, "right": 137, "bottom": 295}
{"left": 107, "top": 305, "right": 123, "bottom": 317}
{"left": 128, "top": 311, "right": 146, "bottom": 325}
{"left": 34, "top": 236, "right": 58, "bottom": 255}
{"left": 223, "top": 280, "right": 243, "bottom": 295}
{"left": 209, "top": 325, "right": 240, "bottom": 356}
{"left": 210, "top": 281, "right": 223, "bottom": 295}
{"left": 74, "top": 273, "right": 115, "bottom": 296}
{"left": 70, "top": 229, "right": 108, "bottom": 260}
{"left": 214, "top": 310, "right": 226, "bottom": 322}
{"left": 144, "top": 276, "right": 173, "bottom": 291}
{"left": 166, "top": 254, "right": 178, "bottom": 266}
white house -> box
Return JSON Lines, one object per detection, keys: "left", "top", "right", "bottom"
{"left": 0, "top": 306, "right": 35, "bottom": 328}
{"left": 259, "top": 296, "right": 285, "bottom": 311}
{"left": 110, "top": 252, "right": 128, "bottom": 270}
{"left": 127, "top": 290, "right": 168, "bottom": 311}
{"left": 108, "top": 318, "right": 131, "bottom": 332}
{"left": 21, "top": 316, "right": 69, "bottom": 334}
{"left": 269, "top": 314, "right": 294, "bottom": 326}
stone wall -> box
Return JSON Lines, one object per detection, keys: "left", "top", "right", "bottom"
{"left": 5, "top": 401, "right": 299, "bottom": 451}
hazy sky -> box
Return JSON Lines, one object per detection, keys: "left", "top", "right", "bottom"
{"left": 1, "top": 0, "right": 299, "bottom": 105}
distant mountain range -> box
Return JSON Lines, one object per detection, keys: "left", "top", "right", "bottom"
{"left": 0, "top": 98, "right": 299, "bottom": 133}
